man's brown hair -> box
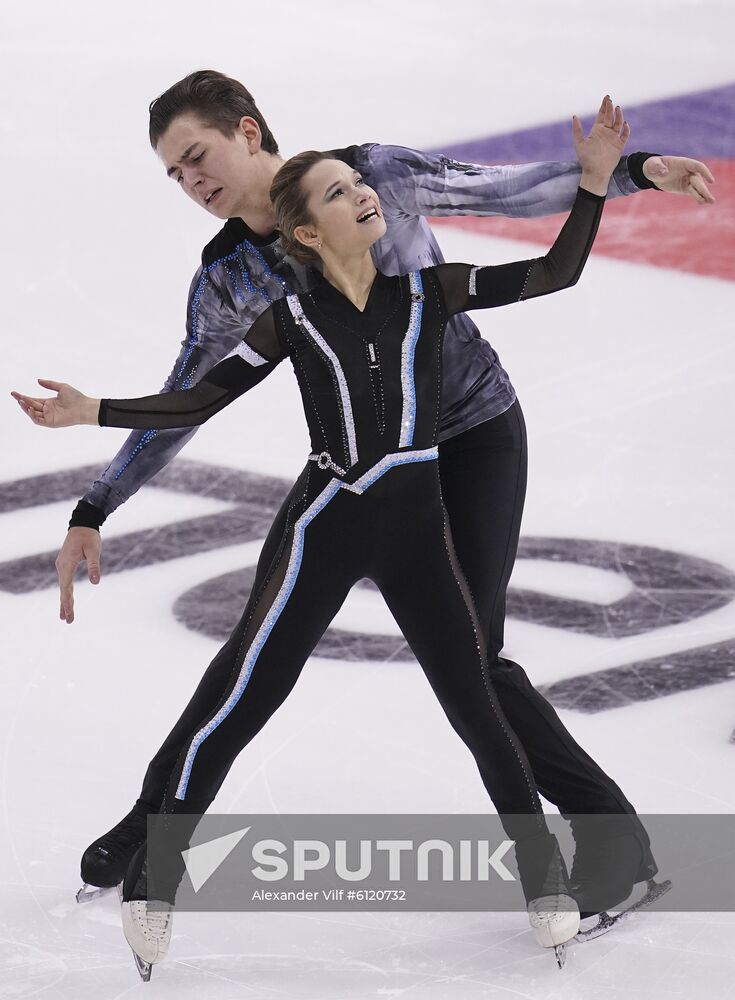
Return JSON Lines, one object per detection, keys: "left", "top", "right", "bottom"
{"left": 149, "top": 69, "right": 279, "bottom": 154}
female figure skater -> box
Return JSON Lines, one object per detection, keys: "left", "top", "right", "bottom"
{"left": 13, "top": 102, "right": 629, "bottom": 975}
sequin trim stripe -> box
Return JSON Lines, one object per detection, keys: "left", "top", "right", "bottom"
{"left": 341, "top": 447, "right": 438, "bottom": 495}
{"left": 398, "top": 272, "right": 424, "bottom": 449}
{"left": 173, "top": 270, "right": 211, "bottom": 384}
{"left": 286, "top": 295, "right": 359, "bottom": 469}
{"left": 113, "top": 429, "right": 158, "bottom": 479}
{"left": 114, "top": 242, "right": 292, "bottom": 478}
{"left": 468, "top": 266, "right": 480, "bottom": 297}
{"left": 174, "top": 447, "right": 437, "bottom": 798}
{"left": 225, "top": 340, "right": 271, "bottom": 366}
{"left": 175, "top": 477, "right": 343, "bottom": 800}
{"left": 112, "top": 270, "right": 210, "bottom": 481}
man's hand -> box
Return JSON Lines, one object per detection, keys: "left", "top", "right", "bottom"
{"left": 11, "top": 379, "right": 100, "bottom": 427}
{"left": 56, "top": 527, "right": 102, "bottom": 624}
{"left": 643, "top": 155, "right": 715, "bottom": 204}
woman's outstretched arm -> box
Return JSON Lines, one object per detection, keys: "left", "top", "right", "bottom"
{"left": 435, "top": 100, "right": 630, "bottom": 316}
{"left": 13, "top": 306, "right": 285, "bottom": 430}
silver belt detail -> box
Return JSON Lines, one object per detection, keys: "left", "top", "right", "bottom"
{"left": 308, "top": 451, "right": 347, "bottom": 476}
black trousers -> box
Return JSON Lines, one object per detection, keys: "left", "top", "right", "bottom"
{"left": 135, "top": 400, "right": 655, "bottom": 880}
{"left": 128, "top": 446, "right": 574, "bottom": 902}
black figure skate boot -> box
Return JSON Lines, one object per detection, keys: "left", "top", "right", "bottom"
{"left": 76, "top": 803, "right": 151, "bottom": 903}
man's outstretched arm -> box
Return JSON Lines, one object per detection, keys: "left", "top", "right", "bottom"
{"left": 367, "top": 96, "right": 714, "bottom": 218}
{"left": 56, "top": 267, "right": 272, "bottom": 623}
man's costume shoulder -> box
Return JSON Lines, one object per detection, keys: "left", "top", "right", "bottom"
{"left": 201, "top": 217, "right": 249, "bottom": 269}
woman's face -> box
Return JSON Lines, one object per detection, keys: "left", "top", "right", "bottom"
{"left": 295, "top": 158, "right": 387, "bottom": 260}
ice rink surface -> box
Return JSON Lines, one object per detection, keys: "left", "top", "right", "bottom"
{"left": 2, "top": 1, "right": 735, "bottom": 996}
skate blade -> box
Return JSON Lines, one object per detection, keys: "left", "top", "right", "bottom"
{"left": 575, "top": 878, "right": 673, "bottom": 942}
{"left": 76, "top": 883, "right": 115, "bottom": 904}
{"left": 553, "top": 942, "right": 567, "bottom": 969}
{"left": 130, "top": 947, "right": 153, "bottom": 982}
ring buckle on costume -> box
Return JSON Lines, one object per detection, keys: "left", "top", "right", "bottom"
{"left": 411, "top": 292, "right": 425, "bottom": 302}
{"left": 309, "top": 451, "right": 346, "bottom": 476}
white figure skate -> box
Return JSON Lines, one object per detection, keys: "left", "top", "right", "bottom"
{"left": 527, "top": 893, "right": 581, "bottom": 968}
{"left": 117, "top": 883, "right": 173, "bottom": 982}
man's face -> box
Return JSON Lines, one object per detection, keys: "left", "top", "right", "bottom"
{"left": 156, "top": 112, "right": 265, "bottom": 221}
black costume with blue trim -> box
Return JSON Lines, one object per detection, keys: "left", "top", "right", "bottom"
{"left": 96, "top": 187, "right": 655, "bottom": 901}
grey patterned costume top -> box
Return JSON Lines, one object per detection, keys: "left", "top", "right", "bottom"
{"left": 80, "top": 143, "right": 651, "bottom": 524}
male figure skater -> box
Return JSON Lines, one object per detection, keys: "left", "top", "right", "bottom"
{"left": 56, "top": 71, "right": 714, "bottom": 916}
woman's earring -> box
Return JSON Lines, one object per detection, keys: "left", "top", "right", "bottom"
{"left": 317, "top": 239, "right": 322, "bottom": 249}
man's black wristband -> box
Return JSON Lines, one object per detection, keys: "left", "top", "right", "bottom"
{"left": 69, "top": 500, "right": 106, "bottom": 531}
{"left": 627, "top": 151, "right": 663, "bottom": 191}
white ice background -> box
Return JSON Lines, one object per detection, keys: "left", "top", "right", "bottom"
{"left": 2, "top": 1, "right": 735, "bottom": 997}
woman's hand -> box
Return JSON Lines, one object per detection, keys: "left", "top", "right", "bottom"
{"left": 573, "top": 94, "right": 631, "bottom": 195}
{"left": 11, "top": 379, "right": 100, "bottom": 427}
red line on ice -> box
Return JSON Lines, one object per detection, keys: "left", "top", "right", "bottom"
{"left": 431, "top": 158, "right": 735, "bottom": 282}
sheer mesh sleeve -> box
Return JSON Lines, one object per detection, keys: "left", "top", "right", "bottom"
{"left": 99, "top": 306, "right": 285, "bottom": 429}
{"left": 434, "top": 186, "right": 606, "bottom": 316}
